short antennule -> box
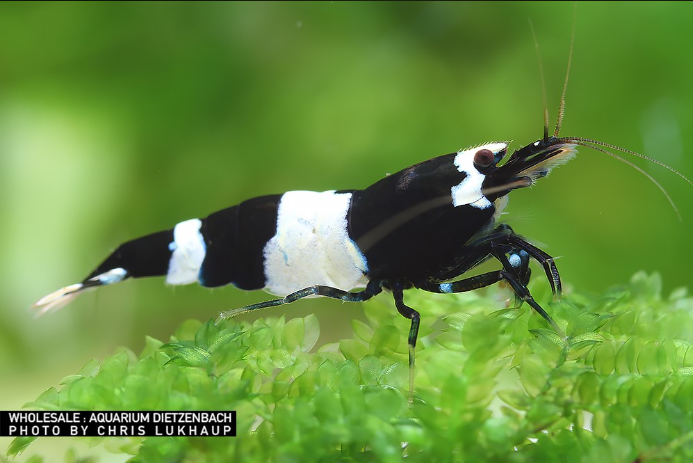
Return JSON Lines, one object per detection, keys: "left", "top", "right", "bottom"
{"left": 553, "top": 7, "right": 576, "bottom": 138}
{"left": 529, "top": 19, "right": 550, "bottom": 142}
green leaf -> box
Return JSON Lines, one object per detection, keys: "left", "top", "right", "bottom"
{"left": 77, "top": 358, "right": 101, "bottom": 378}
{"left": 567, "top": 312, "right": 614, "bottom": 337}
{"left": 615, "top": 338, "right": 637, "bottom": 374}
{"left": 518, "top": 355, "right": 549, "bottom": 397}
{"left": 378, "top": 361, "right": 408, "bottom": 389}
{"left": 628, "top": 377, "right": 654, "bottom": 406}
{"left": 194, "top": 318, "right": 216, "bottom": 349}
{"left": 364, "top": 388, "right": 405, "bottom": 420}
{"left": 140, "top": 336, "right": 164, "bottom": 359}
{"left": 207, "top": 330, "right": 243, "bottom": 354}
{"left": 369, "top": 324, "right": 400, "bottom": 355}
{"left": 166, "top": 345, "right": 210, "bottom": 368}
{"left": 630, "top": 271, "right": 662, "bottom": 300}
{"left": 574, "top": 371, "right": 600, "bottom": 405}
{"left": 283, "top": 317, "right": 305, "bottom": 351}
{"left": 593, "top": 341, "right": 616, "bottom": 375}
{"left": 272, "top": 404, "right": 295, "bottom": 443}
{"left": 637, "top": 341, "right": 665, "bottom": 376}
{"left": 497, "top": 389, "right": 532, "bottom": 410}
{"left": 339, "top": 339, "right": 369, "bottom": 362}
{"left": 249, "top": 325, "right": 273, "bottom": 350}
{"left": 358, "top": 355, "right": 382, "bottom": 385}
{"left": 23, "top": 387, "right": 59, "bottom": 410}
{"left": 530, "top": 328, "right": 565, "bottom": 346}
{"left": 7, "top": 436, "right": 38, "bottom": 458}
{"left": 352, "top": 319, "right": 374, "bottom": 342}
{"left": 638, "top": 406, "right": 669, "bottom": 447}
{"left": 571, "top": 332, "right": 607, "bottom": 347}
{"left": 442, "top": 312, "right": 470, "bottom": 331}
{"left": 302, "top": 314, "right": 320, "bottom": 352}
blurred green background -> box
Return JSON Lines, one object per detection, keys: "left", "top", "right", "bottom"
{"left": 1, "top": 2, "right": 692, "bottom": 459}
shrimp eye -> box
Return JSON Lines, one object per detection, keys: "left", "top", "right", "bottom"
{"left": 473, "top": 148, "right": 495, "bottom": 168}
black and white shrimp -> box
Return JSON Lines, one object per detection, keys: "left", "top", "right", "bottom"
{"left": 34, "top": 34, "right": 692, "bottom": 397}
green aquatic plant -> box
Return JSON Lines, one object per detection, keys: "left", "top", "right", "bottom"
{"left": 7, "top": 272, "right": 693, "bottom": 462}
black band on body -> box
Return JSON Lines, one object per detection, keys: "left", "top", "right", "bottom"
{"left": 84, "top": 229, "right": 174, "bottom": 281}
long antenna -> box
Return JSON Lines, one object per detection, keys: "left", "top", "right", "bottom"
{"left": 529, "top": 19, "right": 549, "bottom": 142}
{"left": 562, "top": 136, "right": 693, "bottom": 187}
{"left": 560, "top": 136, "right": 691, "bottom": 221}
{"left": 554, "top": 5, "right": 577, "bottom": 137}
